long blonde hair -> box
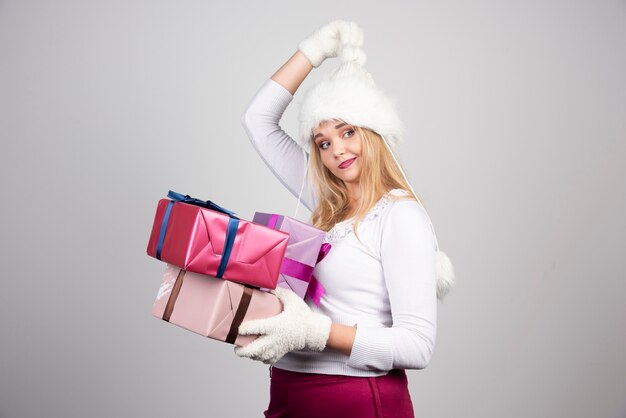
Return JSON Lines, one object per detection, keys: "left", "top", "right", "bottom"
{"left": 309, "top": 122, "right": 419, "bottom": 237}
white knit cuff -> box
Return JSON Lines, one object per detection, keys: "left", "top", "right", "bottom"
{"left": 346, "top": 325, "right": 393, "bottom": 371}
{"left": 262, "top": 78, "right": 294, "bottom": 111}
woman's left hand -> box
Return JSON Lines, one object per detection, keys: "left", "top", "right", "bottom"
{"left": 234, "top": 287, "right": 332, "bottom": 364}
{"left": 297, "top": 20, "right": 364, "bottom": 68}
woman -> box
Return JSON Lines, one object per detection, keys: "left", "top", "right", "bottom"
{"left": 235, "top": 20, "right": 455, "bottom": 418}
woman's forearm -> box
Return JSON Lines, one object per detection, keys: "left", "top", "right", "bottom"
{"left": 271, "top": 50, "right": 313, "bottom": 95}
{"left": 326, "top": 323, "right": 357, "bottom": 356}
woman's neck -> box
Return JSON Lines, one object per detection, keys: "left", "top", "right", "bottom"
{"left": 346, "top": 182, "right": 360, "bottom": 206}
{"left": 345, "top": 192, "right": 360, "bottom": 219}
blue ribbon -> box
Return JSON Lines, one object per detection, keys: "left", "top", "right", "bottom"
{"left": 155, "top": 191, "right": 240, "bottom": 279}
{"left": 156, "top": 200, "right": 175, "bottom": 260}
{"left": 166, "top": 190, "right": 238, "bottom": 219}
{"left": 216, "top": 217, "right": 240, "bottom": 278}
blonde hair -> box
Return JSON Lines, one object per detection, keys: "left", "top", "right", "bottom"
{"left": 309, "top": 122, "right": 419, "bottom": 238}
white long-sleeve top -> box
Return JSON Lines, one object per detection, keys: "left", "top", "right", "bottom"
{"left": 240, "top": 78, "right": 437, "bottom": 377}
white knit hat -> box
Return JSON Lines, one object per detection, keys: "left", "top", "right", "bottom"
{"left": 296, "top": 42, "right": 456, "bottom": 301}
{"left": 297, "top": 45, "right": 404, "bottom": 151}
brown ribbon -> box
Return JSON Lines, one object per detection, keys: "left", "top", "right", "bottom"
{"left": 162, "top": 268, "right": 254, "bottom": 345}
{"left": 225, "top": 285, "right": 254, "bottom": 344}
{"left": 163, "top": 269, "right": 186, "bottom": 322}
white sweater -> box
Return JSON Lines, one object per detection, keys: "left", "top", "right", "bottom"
{"left": 240, "top": 78, "right": 437, "bottom": 377}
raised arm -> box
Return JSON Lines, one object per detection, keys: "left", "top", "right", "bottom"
{"left": 271, "top": 50, "right": 313, "bottom": 95}
{"left": 240, "top": 50, "right": 318, "bottom": 211}
{"left": 240, "top": 21, "right": 364, "bottom": 212}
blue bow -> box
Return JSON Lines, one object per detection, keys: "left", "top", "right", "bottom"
{"left": 166, "top": 190, "right": 238, "bottom": 219}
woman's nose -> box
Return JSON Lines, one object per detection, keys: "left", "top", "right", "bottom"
{"left": 332, "top": 142, "right": 345, "bottom": 156}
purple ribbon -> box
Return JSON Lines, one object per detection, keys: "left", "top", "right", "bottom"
{"left": 264, "top": 213, "right": 331, "bottom": 306}
{"left": 268, "top": 214, "right": 279, "bottom": 229}
{"left": 281, "top": 257, "right": 314, "bottom": 282}
{"left": 306, "top": 243, "right": 332, "bottom": 307}
{"left": 267, "top": 214, "right": 313, "bottom": 283}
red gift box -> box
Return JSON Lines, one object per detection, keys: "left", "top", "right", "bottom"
{"left": 147, "top": 194, "right": 289, "bottom": 289}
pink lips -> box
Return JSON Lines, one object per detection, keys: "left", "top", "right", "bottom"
{"left": 338, "top": 158, "right": 356, "bottom": 169}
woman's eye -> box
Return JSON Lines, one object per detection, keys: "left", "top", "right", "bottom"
{"left": 319, "top": 141, "right": 330, "bottom": 150}
{"left": 344, "top": 130, "right": 354, "bottom": 138}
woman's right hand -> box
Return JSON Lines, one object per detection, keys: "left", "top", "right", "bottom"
{"left": 298, "top": 20, "right": 364, "bottom": 68}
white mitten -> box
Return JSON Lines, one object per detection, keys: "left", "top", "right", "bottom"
{"left": 234, "top": 287, "right": 332, "bottom": 364}
{"left": 298, "top": 20, "right": 364, "bottom": 67}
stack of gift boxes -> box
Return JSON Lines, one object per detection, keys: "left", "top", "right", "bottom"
{"left": 146, "top": 191, "right": 329, "bottom": 347}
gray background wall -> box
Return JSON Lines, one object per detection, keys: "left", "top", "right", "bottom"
{"left": 1, "top": 1, "right": 625, "bottom": 417}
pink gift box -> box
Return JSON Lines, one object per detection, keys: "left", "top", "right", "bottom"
{"left": 147, "top": 196, "right": 289, "bottom": 289}
{"left": 252, "top": 213, "right": 327, "bottom": 299}
{"left": 152, "top": 264, "right": 283, "bottom": 346}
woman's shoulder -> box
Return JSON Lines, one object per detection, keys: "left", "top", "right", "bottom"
{"left": 360, "top": 189, "right": 408, "bottom": 223}
{"left": 380, "top": 189, "right": 430, "bottom": 227}
{"left": 370, "top": 190, "right": 436, "bottom": 255}
{"left": 360, "top": 188, "right": 430, "bottom": 230}
{"left": 387, "top": 188, "right": 410, "bottom": 197}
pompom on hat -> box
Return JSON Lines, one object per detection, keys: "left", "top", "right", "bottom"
{"left": 297, "top": 44, "right": 405, "bottom": 152}
{"left": 296, "top": 33, "right": 456, "bottom": 301}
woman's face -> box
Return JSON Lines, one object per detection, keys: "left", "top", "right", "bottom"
{"left": 312, "top": 120, "right": 363, "bottom": 186}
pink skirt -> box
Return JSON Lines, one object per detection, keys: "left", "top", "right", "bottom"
{"left": 264, "top": 367, "right": 415, "bottom": 418}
